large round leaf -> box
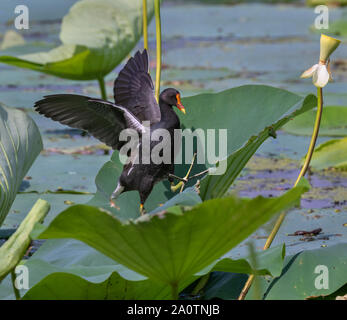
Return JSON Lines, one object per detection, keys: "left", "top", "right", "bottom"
{"left": 309, "top": 137, "right": 347, "bottom": 170}
{"left": 197, "top": 244, "right": 286, "bottom": 278}
{"left": 194, "top": 244, "right": 285, "bottom": 300}
{"left": 326, "top": 18, "right": 347, "bottom": 37}
{"left": 34, "top": 185, "right": 307, "bottom": 288}
{"left": 0, "top": 0, "right": 154, "bottom": 80}
{"left": 0, "top": 104, "right": 42, "bottom": 226}
{"left": 21, "top": 244, "right": 285, "bottom": 300}
{"left": 22, "top": 271, "right": 172, "bottom": 300}
{"left": 247, "top": 243, "right": 347, "bottom": 300}
{"left": 283, "top": 106, "right": 347, "bottom": 137}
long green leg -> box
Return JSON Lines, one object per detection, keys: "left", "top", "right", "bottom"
{"left": 170, "top": 153, "right": 196, "bottom": 193}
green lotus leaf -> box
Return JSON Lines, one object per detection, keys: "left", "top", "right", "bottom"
{"left": 33, "top": 184, "right": 307, "bottom": 291}
{"left": 283, "top": 106, "right": 347, "bottom": 137}
{"left": 309, "top": 137, "right": 347, "bottom": 170}
{"left": 0, "top": 104, "right": 42, "bottom": 226}
{"left": 0, "top": 0, "right": 154, "bottom": 81}
{"left": 22, "top": 268, "right": 174, "bottom": 300}
{"left": 247, "top": 243, "right": 347, "bottom": 300}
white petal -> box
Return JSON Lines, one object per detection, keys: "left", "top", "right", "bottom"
{"left": 300, "top": 64, "right": 318, "bottom": 79}
{"left": 313, "top": 64, "right": 330, "bottom": 88}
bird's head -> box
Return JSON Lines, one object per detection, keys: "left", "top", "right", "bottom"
{"left": 159, "top": 88, "right": 186, "bottom": 114}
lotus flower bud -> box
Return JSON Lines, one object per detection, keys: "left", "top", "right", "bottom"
{"left": 301, "top": 34, "right": 340, "bottom": 88}
{"left": 319, "top": 34, "right": 341, "bottom": 63}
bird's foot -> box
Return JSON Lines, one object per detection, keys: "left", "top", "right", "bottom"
{"left": 194, "top": 180, "right": 201, "bottom": 195}
{"left": 171, "top": 181, "right": 184, "bottom": 192}
{"left": 109, "top": 199, "right": 120, "bottom": 210}
{"left": 169, "top": 156, "right": 195, "bottom": 193}
{"left": 169, "top": 153, "right": 197, "bottom": 193}
{"left": 139, "top": 204, "right": 146, "bottom": 216}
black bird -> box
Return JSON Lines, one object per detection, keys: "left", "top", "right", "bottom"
{"left": 34, "top": 49, "right": 186, "bottom": 215}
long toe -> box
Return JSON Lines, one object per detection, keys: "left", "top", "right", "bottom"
{"left": 110, "top": 199, "right": 120, "bottom": 210}
{"left": 139, "top": 204, "right": 146, "bottom": 216}
{"left": 171, "top": 181, "right": 184, "bottom": 193}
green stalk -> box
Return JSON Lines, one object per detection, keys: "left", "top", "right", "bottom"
{"left": 171, "top": 283, "right": 179, "bottom": 300}
{"left": 191, "top": 274, "right": 210, "bottom": 297}
{"left": 0, "top": 199, "right": 50, "bottom": 283}
{"left": 293, "top": 88, "right": 323, "bottom": 186}
{"left": 154, "top": 0, "right": 161, "bottom": 102}
{"left": 238, "top": 88, "right": 324, "bottom": 300}
{"left": 248, "top": 242, "right": 261, "bottom": 300}
{"left": 98, "top": 77, "right": 107, "bottom": 100}
{"left": 143, "top": 0, "right": 148, "bottom": 50}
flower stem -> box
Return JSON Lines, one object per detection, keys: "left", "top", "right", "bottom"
{"left": 154, "top": 0, "right": 161, "bottom": 102}
{"left": 142, "top": 0, "right": 148, "bottom": 50}
{"left": 293, "top": 88, "right": 323, "bottom": 186}
{"left": 98, "top": 77, "right": 107, "bottom": 100}
{"left": 238, "top": 87, "right": 324, "bottom": 300}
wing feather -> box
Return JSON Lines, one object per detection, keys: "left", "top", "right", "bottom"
{"left": 113, "top": 49, "right": 161, "bottom": 124}
{"left": 34, "top": 94, "right": 144, "bottom": 150}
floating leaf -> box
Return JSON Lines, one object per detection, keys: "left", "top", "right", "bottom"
{"left": 306, "top": 0, "right": 347, "bottom": 7}
{"left": 0, "top": 103, "right": 42, "bottom": 226}
{"left": 309, "top": 137, "right": 347, "bottom": 170}
{"left": 247, "top": 243, "right": 347, "bottom": 300}
{"left": 328, "top": 19, "right": 347, "bottom": 37}
{"left": 198, "top": 244, "right": 286, "bottom": 278}
{"left": 283, "top": 106, "right": 347, "bottom": 137}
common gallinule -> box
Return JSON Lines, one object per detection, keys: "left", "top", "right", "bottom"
{"left": 34, "top": 49, "right": 186, "bottom": 215}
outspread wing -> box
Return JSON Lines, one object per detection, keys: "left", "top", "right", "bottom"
{"left": 34, "top": 94, "right": 145, "bottom": 150}
{"left": 113, "top": 49, "right": 161, "bottom": 124}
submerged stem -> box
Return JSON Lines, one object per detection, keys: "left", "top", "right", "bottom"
{"left": 154, "top": 0, "right": 161, "bottom": 102}
{"left": 191, "top": 274, "right": 210, "bottom": 297}
{"left": 98, "top": 77, "right": 107, "bottom": 100}
{"left": 11, "top": 270, "right": 20, "bottom": 300}
{"left": 142, "top": 0, "right": 148, "bottom": 50}
{"left": 171, "top": 283, "right": 179, "bottom": 300}
{"left": 238, "top": 88, "right": 324, "bottom": 300}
